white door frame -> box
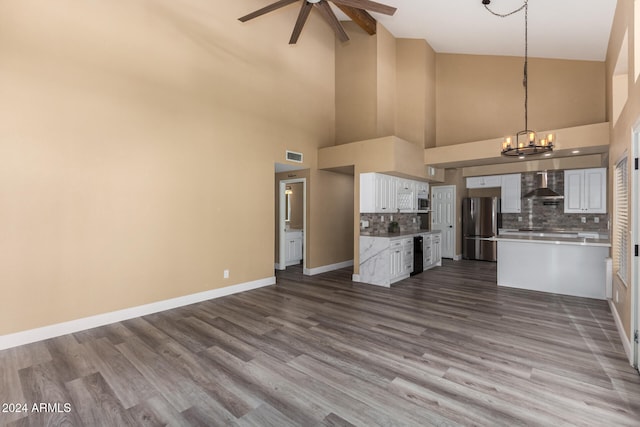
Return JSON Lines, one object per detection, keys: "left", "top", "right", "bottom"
{"left": 632, "top": 120, "right": 640, "bottom": 370}
{"left": 278, "top": 178, "right": 307, "bottom": 271}
{"left": 431, "top": 185, "right": 457, "bottom": 259}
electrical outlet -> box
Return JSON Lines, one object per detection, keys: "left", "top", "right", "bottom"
{"left": 581, "top": 217, "right": 586, "bottom": 224}
{"left": 412, "top": 218, "right": 416, "bottom": 223}
{"left": 390, "top": 215, "right": 394, "bottom": 221}
{"left": 381, "top": 216, "right": 384, "bottom": 222}
{"left": 594, "top": 217, "right": 600, "bottom": 223}
{"left": 518, "top": 216, "right": 522, "bottom": 222}
{"left": 223, "top": 269, "right": 229, "bottom": 279}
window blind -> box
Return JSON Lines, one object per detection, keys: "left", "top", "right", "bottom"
{"left": 614, "top": 157, "right": 628, "bottom": 284}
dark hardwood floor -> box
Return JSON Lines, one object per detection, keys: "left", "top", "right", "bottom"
{"left": 1, "top": 260, "right": 639, "bottom": 426}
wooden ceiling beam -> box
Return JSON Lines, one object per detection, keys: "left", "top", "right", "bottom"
{"left": 334, "top": 4, "right": 377, "bottom": 35}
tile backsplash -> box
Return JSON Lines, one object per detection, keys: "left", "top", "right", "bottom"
{"left": 501, "top": 170, "right": 609, "bottom": 232}
{"left": 360, "top": 213, "right": 421, "bottom": 234}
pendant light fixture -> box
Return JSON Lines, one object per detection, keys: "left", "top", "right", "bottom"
{"left": 483, "top": 0, "right": 555, "bottom": 158}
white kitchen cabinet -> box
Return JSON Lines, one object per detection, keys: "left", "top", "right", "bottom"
{"left": 564, "top": 168, "right": 607, "bottom": 214}
{"left": 432, "top": 233, "right": 442, "bottom": 267}
{"left": 359, "top": 232, "right": 440, "bottom": 287}
{"left": 389, "top": 240, "right": 403, "bottom": 281}
{"left": 422, "top": 232, "right": 442, "bottom": 269}
{"left": 501, "top": 174, "right": 522, "bottom": 213}
{"left": 423, "top": 234, "right": 433, "bottom": 267}
{"left": 360, "top": 173, "right": 397, "bottom": 213}
{"left": 402, "top": 238, "right": 414, "bottom": 275}
{"left": 466, "top": 175, "right": 502, "bottom": 189}
{"left": 285, "top": 230, "right": 303, "bottom": 266}
{"left": 396, "top": 179, "right": 415, "bottom": 212}
{"left": 390, "top": 238, "right": 413, "bottom": 281}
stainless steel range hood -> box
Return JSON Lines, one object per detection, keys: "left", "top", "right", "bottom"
{"left": 523, "top": 171, "right": 563, "bottom": 200}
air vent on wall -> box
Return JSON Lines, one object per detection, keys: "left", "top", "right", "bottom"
{"left": 286, "top": 150, "right": 303, "bottom": 163}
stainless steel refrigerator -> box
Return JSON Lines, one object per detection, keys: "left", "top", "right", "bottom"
{"left": 462, "top": 197, "right": 500, "bottom": 262}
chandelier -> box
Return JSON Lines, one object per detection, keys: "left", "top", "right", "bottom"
{"left": 483, "top": 0, "right": 555, "bottom": 158}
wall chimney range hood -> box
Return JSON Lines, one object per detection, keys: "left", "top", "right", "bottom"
{"left": 523, "top": 171, "right": 563, "bottom": 200}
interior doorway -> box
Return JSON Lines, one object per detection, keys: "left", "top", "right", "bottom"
{"left": 431, "top": 185, "right": 456, "bottom": 259}
{"left": 275, "top": 163, "right": 307, "bottom": 272}
{"left": 278, "top": 178, "right": 306, "bottom": 271}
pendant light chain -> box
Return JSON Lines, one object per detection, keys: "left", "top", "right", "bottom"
{"left": 485, "top": 0, "right": 529, "bottom": 131}
{"left": 485, "top": 0, "right": 555, "bottom": 157}
{"left": 524, "top": 0, "right": 528, "bottom": 132}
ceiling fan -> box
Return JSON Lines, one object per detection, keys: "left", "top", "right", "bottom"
{"left": 239, "top": 0, "right": 397, "bottom": 44}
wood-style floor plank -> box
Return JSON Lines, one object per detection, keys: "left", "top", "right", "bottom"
{"left": 1, "top": 260, "right": 639, "bottom": 426}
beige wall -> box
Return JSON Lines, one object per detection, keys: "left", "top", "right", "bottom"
{"left": 396, "top": 39, "right": 437, "bottom": 148}
{"left": 307, "top": 169, "right": 354, "bottom": 268}
{"left": 335, "top": 22, "right": 378, "bottom": 144}
{"left": 436, "top": 54, "right": 606, "bottom": 146}
{"left": 376, "top": 24, "right": 397, "bottom": 137}
{"left": 0, "top": 0, "right": 342, "bottom": 335}
{"left": 334, "top": 22, "right": 397, "bottom": 144}
{"left": 606, "top": 0, "right": 640, "bottom": 340}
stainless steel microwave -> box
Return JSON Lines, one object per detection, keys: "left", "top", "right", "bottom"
{"left": 417, "top": 196, "right": 429, "bottom": 212}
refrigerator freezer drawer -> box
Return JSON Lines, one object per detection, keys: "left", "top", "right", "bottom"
{"left": 462, "top": 237, "right": 497, "bottom": 262}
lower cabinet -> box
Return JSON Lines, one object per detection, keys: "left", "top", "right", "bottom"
{"left": 402, "top": 240, "right": 414, "bottom": 275}
{"left": 285, "top": 230, "right": 303, "bottom": 266}
{"left": 389, "top": 240, "right": 403, "bottom": 281}
{"left": 389, "top": 238, "right": 413, "bottom": 283}
{"left": 359, "top": 231, "right": 441, "bottom": 287}
{"left": 432, "top": 233, "right": 442, "bottom": 267}
{"left": 421, "top": 231, "right": 442, "bottom": 269}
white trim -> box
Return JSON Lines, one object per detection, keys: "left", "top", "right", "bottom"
{"left": 632, "top": 118, "right": 640, "bottom": 368}
{"left": 453, "top": 254, "right": 462, "bottom": 261}
{"left": 352, "top": 273, "right": 361, "bottom": 282}
{"left": 0, "top": 276, "right": 275, "bottom": 351}
{"left": 274, "top": 262, "right": 281, "bottom": 270}
{"left": 304, "top": 260, "right": 354, "bottom": 276}
{"left": 609, "top": 299, "right": 633, "bottom": 364}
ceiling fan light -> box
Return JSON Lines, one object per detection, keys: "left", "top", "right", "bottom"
{"left": 307, "top": 0, "right": 321, "bottom": 3}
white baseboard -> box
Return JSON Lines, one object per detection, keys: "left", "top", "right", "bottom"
{"left": 304, "top": 260, "right": 353, "bottom": 276}
{"left": 352, "top": 274, "right": 361, "bottom": 282}
{"left": 453, "top": 254, "right": 462, "bottom": 261}
{"left": 609, "top": 299, "right": 632, "bottom": 364}
{"left": 0, "top": 276, "right": 275, "bottom": 351}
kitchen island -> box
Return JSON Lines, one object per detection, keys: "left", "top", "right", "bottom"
{"left": 495, "top": 230, "right": 611, "bottom": 300}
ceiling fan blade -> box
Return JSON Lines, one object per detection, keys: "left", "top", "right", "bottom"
{"left": 315, "top": 1, "right": 349, "bottom": 42}
{"left": 330, "top": 0, "right": 396, "bottom": 16}
{"left": 290, "top": 1, "right": 313, "bottom": 44}
{"left": 334, "top": 5, "right": 377, "bottom": 35}
{"left": 238, "top": 0, "right": 299, "bottom": 22}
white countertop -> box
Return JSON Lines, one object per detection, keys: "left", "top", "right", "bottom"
{"left": 493, "top": 234, "right": 611, "bottom": 247}
{"left": 360, "top": 230, "right": 441, "bottom": 239}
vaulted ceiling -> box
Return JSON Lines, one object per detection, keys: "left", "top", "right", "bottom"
{"left": 333, "top": 0, "right": 617, "bottom": 61}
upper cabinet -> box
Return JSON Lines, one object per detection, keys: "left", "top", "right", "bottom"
{"left": 564, "top": 168, "right": 607, "bottom": 213}
{"left": 396, "top": 179, "right": 415, "bottom": 212}
{"left": 360, "top": 173, "right": 427, "bottom": 213}
{"left": 466, "top": 175, "right": 502, "bottom": 188}
{"left": 501, "top": 174, "right": 522, "bottom": 213}
{"left": 466, "top": 173, "right": 522, "bottom": 213}
{"left": 360, "top": 173, "right": 396, "bottom": 213}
